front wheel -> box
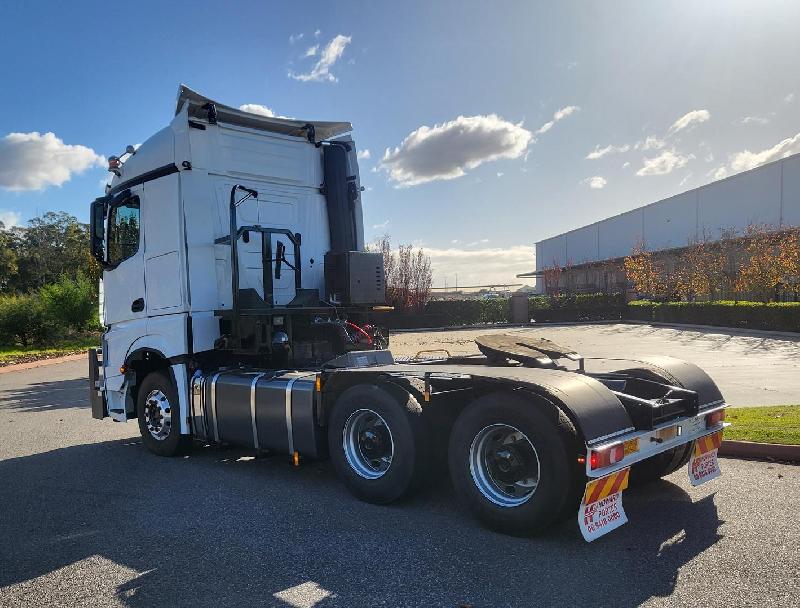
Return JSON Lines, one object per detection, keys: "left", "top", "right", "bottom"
{"left": 448, "top": 392, "right": 582, "bottom": 536}
{"left": 136, "top": 370, "right": 190, "bottom": 457}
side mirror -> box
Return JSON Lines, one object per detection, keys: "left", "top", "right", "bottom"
{"left": 275, "top": 240, "right": 285, "bottom": 280}
{"left": 89, "top": 198, "right": 108, "bottom": 267}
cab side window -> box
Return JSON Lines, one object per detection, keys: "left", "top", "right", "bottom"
{"left": 107, "top": 197, "right": 140, "bottom": 266}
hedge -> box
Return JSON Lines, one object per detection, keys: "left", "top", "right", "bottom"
{"left": 628, "top": 301, "right": 800, "bottom": 332}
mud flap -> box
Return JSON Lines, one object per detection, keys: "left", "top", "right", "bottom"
{"left": 688, "top": 431, "right": 723, "bottom": 486}
{"left": 578, "top": 468, "right": 630, "bottom": 542}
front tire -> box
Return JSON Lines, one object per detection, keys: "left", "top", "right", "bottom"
{"left": 448, "top": 392, "right": 581, "bottom": 536}
{"left": 328, "top": 382, "right": 431, "bottom": 504}
{"left": 137, "top": 370, "right": 190, "bottom": 457}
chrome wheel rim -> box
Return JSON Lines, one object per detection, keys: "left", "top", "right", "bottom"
{"left": 144, "top": 389, "right": 172, "bottom": 441}
{"left": 342, "top": 409, "right": 394, "bottom": 479}
{"left": 469, "top": 424, "right": 540, "bottom": 507}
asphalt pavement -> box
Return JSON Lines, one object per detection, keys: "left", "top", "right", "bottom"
{"left": 0, "top": 356, "right": 798, "bottom": 607}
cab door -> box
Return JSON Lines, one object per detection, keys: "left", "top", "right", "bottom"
{"left": 102, "top": 186, "right": 146, "bottom": 326}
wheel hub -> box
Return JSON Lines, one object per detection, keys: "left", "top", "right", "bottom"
{"left": 469, "top": 424, "right": 540, "bottom": 507}
{"left": 144, "top": 389, "right": 172, "bottom": 442}
{"left": 343, "top": 409, "right": 395, "bottom": 479}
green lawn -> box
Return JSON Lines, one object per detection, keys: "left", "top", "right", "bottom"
{"left": 0, "top": 336, "right": 99, "bottom": 366}
{"left": 725, "top": 406, "right": 800, "bottom": 445}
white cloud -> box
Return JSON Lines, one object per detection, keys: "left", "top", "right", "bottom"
{"left": 585, "top": 144, "right": 630, "bottom": 160}
{"left": 289, "top": 34, "right": 351, "bottom": 83}
{"left": 666, "top": 109, "right": 711, "bottom": 136}
{"left": 729, "top": 132, "right": 800, "bottom": 172}
{"left": 426, "top": 245, "right": 534, "bottom": 286}
{"left": 496, "top": 172, "right": 504, "bottom": 178}
{"left": 736, "top": 115, "right": 770, "bottom": 126}
{"left": 357, "top": 149, "right": 371, "bottom": 160}
{"left": 582, "top": 176, "right": 607, "bottom": 189}
{"left": 372, "top": 220, "right": 390, "bottom": 231}
{"left": 289, "top": 33, "right": 304, "bottom": 44}
{"left": 636, "top": 149, "right": 693, "bottom": 176}
{"left": 709, "top": 166, "right": 728, "bottom": 180}
{"left": 0, "top": 210, "right": 21, "bottom": 228}
{"left": 304, "top": 45, "right": 319, "bottom": 57}
{"left": 679, "top": 172, "right": 692, "bottom": 187}
{"left": 0, "top": 131, "right": 104, "bottom": 191}
{"left": 314, "top": 29, "right": 321, "bottom": 38}
{"left": 635, "top": 135, "right": 666, "bottom": 151}
{"left": 622, "top": 161, "right": 631, "bottom": 169}
{"left": 785, "top": 93, "right": 795, "bottom": 103}
{"left": 378, "top": 114, "right": 532, "bottom": 187}
{"left": 535, "top": 105, "right": 579, "bottom": 135}
{"left": 239, "top": 103, "right": 275, "bottom": 117}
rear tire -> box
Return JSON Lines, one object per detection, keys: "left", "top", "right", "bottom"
{"left": 328, "top": 382, "right": 432, "bottom": 504}
{"left": 137, "top": 370, "right": 190, "bottom": 457}
{"left": 448, "top": 392, "right": 582, "bottom": 536}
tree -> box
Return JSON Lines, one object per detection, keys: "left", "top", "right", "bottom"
{"left": 0, "top": 221, "right": 19, "bottom": 291}
{"left": 736, "top": 224, "right": 785, "bottom": 302}
{"left": 541, "top": 260, "right": 562, "bottom": 296}
{"left": 624, "top": 241, "right": 666, "bottom": 299}
{"left": 368, "top": 235, "right": 433, "bottom": 312}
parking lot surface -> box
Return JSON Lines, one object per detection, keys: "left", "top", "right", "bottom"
{"left": 1, "top": 340, "right": 798, "bottom": 607}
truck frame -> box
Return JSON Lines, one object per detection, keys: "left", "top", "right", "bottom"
{"left": 89, "top": 86, "right": 727, "bottom": 541}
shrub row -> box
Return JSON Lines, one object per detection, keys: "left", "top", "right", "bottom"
{"left": 628, "top": 300, "right": 800, "bottom": 332}
{"left": 0, "top": 274, "right": 98, "bottom": 346}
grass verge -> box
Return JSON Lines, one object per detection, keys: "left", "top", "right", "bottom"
{"left": 0, "top": 336, "right": 99, "bottom": 367}
{"left": 725, "top": 406, "right": 800, "bottom": 445}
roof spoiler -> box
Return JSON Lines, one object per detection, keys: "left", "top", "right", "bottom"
{"left": 175, "top": 84, "right": 353, "bottom": 141}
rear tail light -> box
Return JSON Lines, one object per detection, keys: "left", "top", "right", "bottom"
{"left": 589, "top": 444, "right": 625, "bottom": 470}
{"left": 706, "top": 409, "right": 726, "bottom": 429}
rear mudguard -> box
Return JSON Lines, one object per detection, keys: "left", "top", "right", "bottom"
{"left": 327, "top": 364, "right": 635, "bottom": 445}
{"left": 613, "top": 355, "right": 724, "bottom": 408}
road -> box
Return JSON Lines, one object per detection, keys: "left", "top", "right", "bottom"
{"left": 1, "top": 348, "right": 798, "bottom": 607}
{"left": 390, "top": 323, "right": 800, "bottom": 406}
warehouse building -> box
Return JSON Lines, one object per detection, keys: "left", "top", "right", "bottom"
{"left": 521, "top": 152, "right": 800, "bottom": 294}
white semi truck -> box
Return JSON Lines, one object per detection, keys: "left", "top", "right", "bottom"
{"left": 89, "top": 86, "right": 727, "bottom": 541}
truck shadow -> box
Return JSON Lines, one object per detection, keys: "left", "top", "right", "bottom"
{"left": 0, "top": 378, "right": 89, "bottom": 413}
{"left": 0, "top": 438, "right": 722, "bottom": 607}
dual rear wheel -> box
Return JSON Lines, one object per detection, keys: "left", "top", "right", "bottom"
{"left": 328, "top": 385, "right": 582, "bottom": 536}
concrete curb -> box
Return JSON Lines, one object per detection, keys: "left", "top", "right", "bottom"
{"left": 719, "top": 440, "right": 800, "bottom": 462}
{"left": 0, "top": 352, "right": 87, "bottom": 375}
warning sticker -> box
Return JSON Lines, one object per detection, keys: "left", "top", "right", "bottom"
{"left": 688, "top": 432, "right": 723, "bottom": 486}
{"left": 578, "top": 468, "right": 630, "bottom": 542}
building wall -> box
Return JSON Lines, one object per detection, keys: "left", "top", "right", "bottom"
{"left": 535, "top": 153, "right": 800, "bottom": 287}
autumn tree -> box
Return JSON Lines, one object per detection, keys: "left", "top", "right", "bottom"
{"left": 624, "top": 241, "right": 666, "bottom": 299}
{"left": 368, "top": 235, "right": 433, "bottom": 312}
{"left": 736, "top": 224, "right": 785, "bottom": 302}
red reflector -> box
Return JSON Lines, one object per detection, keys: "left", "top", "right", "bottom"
{"left": 706, "top": 409, "right": 726, "bottom": 429}
{"left": 589, "top": 444, "right": 625, "bottom": 470}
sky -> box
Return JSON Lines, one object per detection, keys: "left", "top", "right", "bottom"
{"left": 1, "top": 0, "right": 799, "bottom": 287}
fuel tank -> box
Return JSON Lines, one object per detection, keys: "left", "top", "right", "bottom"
{"left": 191, "top": 369, "right": 325, "bottom": 458}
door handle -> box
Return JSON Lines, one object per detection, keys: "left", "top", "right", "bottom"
{"left": 131, "top": 298, "right": 145, "bottom": 313}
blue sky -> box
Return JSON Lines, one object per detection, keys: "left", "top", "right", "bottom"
{"left": 1, "top": 0, "right": 799, "bottom": 286}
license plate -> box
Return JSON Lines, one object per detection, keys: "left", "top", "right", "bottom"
{"left": 623, "top": 438, "right": 640, "bottom": 456}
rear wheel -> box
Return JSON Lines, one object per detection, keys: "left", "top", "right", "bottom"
{"left": 137, "top": 370, "right": 190, "bottom": 457}
{"left": 448, "top": 392, "right": 582, "bottom": 536}
{"left": 328, "top": 382, "right": 432, "bottom": 504}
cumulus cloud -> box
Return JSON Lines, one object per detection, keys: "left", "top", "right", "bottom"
{"left": 729, "top": 132, "right": 800, "bottom": 172}
{"left": 304, "top": 45, "right": 319, "bottom": 57}
{"left": 289, "top": 34, "right": 351, "bottom": 82}
{"left": 582, "top": 176, "right": 607, "bottom": 189}
{"left": 635, "top": 135, "right": 666, "bottom": 151}
{"left": 378, "top": 114, "right": 532, "bottom": 187}
{"left": 0, "top": 131, "right": 104, "bottom": 191}
{"left": 666, "top": 109, "right": 711, "bottom": 136}
{"left": 586, "top": 144, "right": 630, "bottom": 160}
{"left": 239, "top": 103, "right": 276, "bottom": 117}
{"left": 425, "top": 245, "right": 534, "bottom": 286}
{"left": 636, "top": 149, "right": 693, "bottom": 176}
{"left": 289, "top": 33, "right": 304, "bottom": 44}
{"left": 535, "top": 105, "right": 579, "bottom": 135}
{"left": 709, "top": 166, "right": 728, "bottom": 180}
{"left": 0, "top": 210, "right": 21, "bottom": 228}
{"left": 357, "top": 149, "right": 371, "bottom": 160}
